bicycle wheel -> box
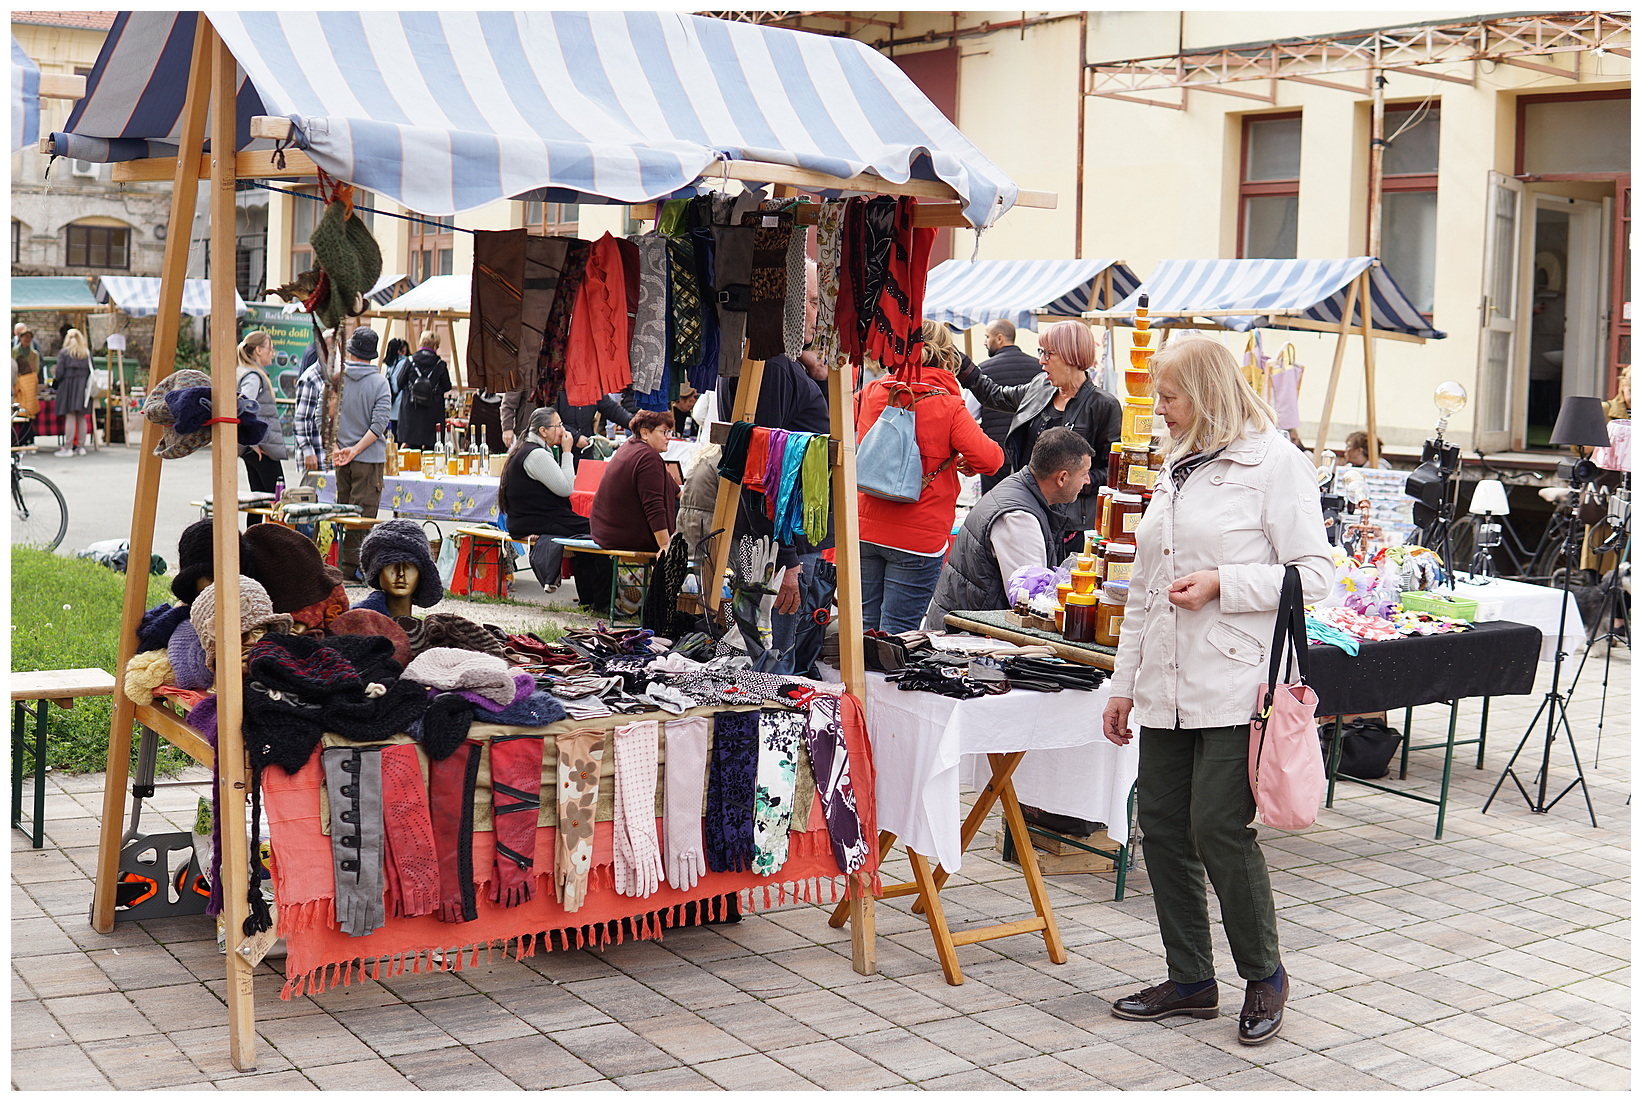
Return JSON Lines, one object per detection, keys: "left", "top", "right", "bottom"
{"left": 1446, "top": 515, "right": 1477, "bottom": 572}
{"left": 12, "top": 469, "right": 68, "bottom": 551}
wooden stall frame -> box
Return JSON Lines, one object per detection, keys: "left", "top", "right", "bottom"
{"left": 90, "top": 16, "right": 1055, "bottom": 1070}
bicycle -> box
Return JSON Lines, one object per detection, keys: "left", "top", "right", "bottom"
{"left": 12, "top": 433, "right": 69, "bottom": 552}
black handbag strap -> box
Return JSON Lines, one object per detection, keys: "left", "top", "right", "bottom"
{"left": 1258, "top": 565, "right": 1309, "bottom": 720}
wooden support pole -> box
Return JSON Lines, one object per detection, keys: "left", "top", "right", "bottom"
{"left": 207, "top": 23, "right": 259, "bottom": 1074}
{"left": 93, "top": 15, "right": 212, "bottom": 937}
{"left": 702, "top": 360, "right": 766, "bottom": 613}
{"left": 1360, "top": 271, "right": 1380, "bottom": 467}
{"left": 1311, "top": 277, "right": 1360, "bottom": 459}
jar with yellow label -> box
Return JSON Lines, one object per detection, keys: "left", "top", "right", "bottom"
{"left": 1104, "top": 541, "right": 1136, "bottom": 583}
{"left": 1109, "top": 491, "right": 1144, "bottom": 537}
{"left": 1116, "top": 446, "right": 1155, "bottom": 493}
{"left": 1094, "top": 597, "right": 1125, "bottom": 647}
{"left": 1121, "top": 400, "right": 1155, "bottom": 446}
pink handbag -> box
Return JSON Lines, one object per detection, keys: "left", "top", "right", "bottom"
{"left": 1248, "top": 566, "right": 1324, "bottom": 830}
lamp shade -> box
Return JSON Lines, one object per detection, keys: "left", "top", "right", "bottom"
{"left": 1468, "top": 479, "right": 1510, "bottom": 516}
{"left": 1548, "top": 396, "right": 1611, "bottom": 447}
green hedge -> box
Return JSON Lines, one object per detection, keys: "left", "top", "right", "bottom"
{"left": 11, "top": 548, "right": 187, "bottom": 774}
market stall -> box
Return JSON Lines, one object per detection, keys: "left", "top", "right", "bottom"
{"left": 11, "top": 34, "right": 39, "bottom": 153}
{"left": 366, "top": 274, "right": 470, "bottom": 386}
{"left": 55, "top": 9, "right": 1052, "bottom": 1071}
{"left": 9, "top": 277, "right": 118, "bottom": 443}
{"left": 922, "top": 257, "right": 1141, "bottom": 358}
{"left": 1086, "top": 257, "right": 1444, "bottom": 463}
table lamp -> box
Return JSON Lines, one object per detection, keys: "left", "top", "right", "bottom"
{"left": 1466, "top": 478, "right": 1510, "bottom": 583}
{"left": 1549, "top": 395, "right": 1612, "bottom": 489}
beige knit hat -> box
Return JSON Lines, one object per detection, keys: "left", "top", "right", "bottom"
{"left": 401, "top": 647, "right": 517, "bottom": 705}
{"left": 190, "top": 576, "right": 294, "bottom": 669}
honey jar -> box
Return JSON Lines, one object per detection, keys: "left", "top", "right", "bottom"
{"left": 1062, "top": 591, "right": 1100, "bottom": 643}
{"left": 1120, "top": 400, "right": 1155, "bottom": 446}
{"left": 1109, "top": 491, "right": 1144, "bottom": 538}
{"left": 1094, "top": 597, "right": 1125, "bottom": 647}
{"left": 1096, "top": 486, "right": 1116, "bottom": 537}
{"left": 400, "top": 448, "right": 420, "bottom": 474}
{"left": 1104, "top": 541, "right": 1136, "bottom": 583}
{"left": 1116, "top": 447, "right": 1155, "bottom": 493}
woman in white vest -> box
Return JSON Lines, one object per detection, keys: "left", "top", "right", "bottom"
{"left": 236, "top": 331, "right": 289, "bottom": 521}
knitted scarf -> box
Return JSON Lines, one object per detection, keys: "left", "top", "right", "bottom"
{"left": 752, "top": 709, "right": 804, "bottom": 876}
{"left": 555, "top": 727, "right": 607, "bottom": 912}
{"left": 704, "top": 710, "right": 758, "bottom": 873}
{"left": 611, "top": 720, "right": 664, "bottom": 899}
{"left": 662, "top": 716, "right": 712, "bottom": 892}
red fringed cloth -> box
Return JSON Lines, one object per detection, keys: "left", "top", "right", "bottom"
{"left": 261, "top": 693, "right": 880, "bottom": 999}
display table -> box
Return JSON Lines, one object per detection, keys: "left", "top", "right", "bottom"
{"left": 312, "top": 471, "right": 501, "bottom": 524}
{"left": 1446, "top": 577, "right": 1586, "bottom": 663}
{"left": 840, "top": 671, "right": 1131, "bottom": 985}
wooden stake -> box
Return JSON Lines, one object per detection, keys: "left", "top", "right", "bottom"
{"left": 92, "top": 15, "right": 212, "bottom": 937}
{"left": 1311, "top": 277, "right": 1360, "bottom": 459}
{"left": 702, "top": 359, "right": 765, "bottom": 613}
{"left": 1360, "top": 272, "right": 1380, "bottom": 467}
{"left": 207, "top": 23, "right": 258, "bottom": 1074}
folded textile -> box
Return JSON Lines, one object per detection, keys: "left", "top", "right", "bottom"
{"left": 462, "top": 670, "right": 536, "bottom": 713}
{"left": 479, "top": 691, "right": 568, "bottom": 728}
{"left": 402, "top": 647, "right": 517, "bottom": 705}
{"left": 705, "top": 710, "right": 758, "bottom": 873}
{"left": 249, "top": 633, "right": 365, "bottom": 702}
{"left": 397, "top": 613, "right": 512, "bottom": 660}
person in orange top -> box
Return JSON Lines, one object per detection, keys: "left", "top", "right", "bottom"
{"left": 855, "top": 322, "right": 1004, "bottom": 631}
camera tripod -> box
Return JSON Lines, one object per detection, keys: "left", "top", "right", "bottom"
{"left": 1565, "top": 480, "right": 1630, "bottom": 768}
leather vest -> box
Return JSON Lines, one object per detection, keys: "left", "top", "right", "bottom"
{"left": 924, "top": 469, "right": 1057, "bottom": 628}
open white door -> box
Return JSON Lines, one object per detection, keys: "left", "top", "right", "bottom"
{"left": 1476, "top": 171, "right": 1524, "bottom": 451}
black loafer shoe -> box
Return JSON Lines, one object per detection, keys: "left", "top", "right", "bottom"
{"left": 1237, "top": 976, "right": 1287, "bottom": 1045}
{"left": 1111, "top": 980, "right": 1219, "bottom": 1021}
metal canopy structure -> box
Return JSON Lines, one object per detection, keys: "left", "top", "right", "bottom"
{"left": 1086, "top": 11, "right": 1632, "bottom": 107}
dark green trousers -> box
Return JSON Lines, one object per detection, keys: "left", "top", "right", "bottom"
{"left": 1137, "top": 724, "right": 1280, "bottom": 984}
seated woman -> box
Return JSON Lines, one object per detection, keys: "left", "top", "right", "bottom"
{"left": 590, "top": 410, "right": 679, "bottom": 554}
{"left": 498, "top": 407, "right": 614, "bottom": 613}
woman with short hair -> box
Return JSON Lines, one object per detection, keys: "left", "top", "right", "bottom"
{"left": 394, "top": 330, "right": 451, "bottom": 449}
{"left": 954, "top": 319, "right": 1121, "bottom": 554}
{"left": 1102, "top": 337, "right": 1333, "bottom": 1046}
{"left": 590, "top": 410, "right": 678, "bottom": 553}
{"left": 236, "top": 330, "right": 288, "bottom": 518}
{"left": 51, "top": 328, "right": 95, "bottom": 457}
{"left": 498, "top": 406, "right": 612, "bottom": 611}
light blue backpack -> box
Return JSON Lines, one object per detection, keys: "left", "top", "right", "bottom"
{"left": 856, "top": 384, "right": 953, "bottom": 503}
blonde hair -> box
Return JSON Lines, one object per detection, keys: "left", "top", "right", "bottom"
{"left": 1150, "top": 338, "right": 1276, "bottom": 459}
{"left": 1039, "top": 320, "right": 1097, "bottom": 371}
{"left": 418, "top": 330, "right": 440, "bottom": 350}
{"left": 919, "top": 321, "right": 960, "bottom": 373}
{"left": 61, "top": 328, "right": 89, "bottom": 359}
{"left": 237, "top": 330, "right": 270, "bottom": 368}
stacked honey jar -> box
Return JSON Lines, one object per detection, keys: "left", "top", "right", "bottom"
{"left": 1061, "top": 294, "right": 1163, "bottom": 648}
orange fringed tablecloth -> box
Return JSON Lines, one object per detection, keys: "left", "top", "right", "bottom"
{"left": 260, "top": 692, "right": 878, "bottom": 999}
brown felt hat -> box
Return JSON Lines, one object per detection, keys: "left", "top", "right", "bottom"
{"left": 242, "top": 525, "right": 345, "bottom": 613}
{"left": 327, "top": 609, "right": 413, "bottom": 669}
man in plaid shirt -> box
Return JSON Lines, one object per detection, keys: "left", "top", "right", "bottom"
{"left": 292, "top": 360, "right": 326, "bottom": 473}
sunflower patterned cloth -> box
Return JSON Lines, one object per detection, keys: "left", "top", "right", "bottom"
{"left": 751, "top": 708, "right": 805, "bottom": 876}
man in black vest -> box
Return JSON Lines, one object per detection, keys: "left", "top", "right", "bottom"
{"left": 975, "top": 319, "right": 1044, "bottom": 492}
{"left": 923, "top": 428, "right": 1093, "bottom": 630}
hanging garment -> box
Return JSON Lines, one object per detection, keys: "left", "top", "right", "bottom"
{"left": 469, "top": 230, "right": 568, "bottom": 393}
{"left": 1269, "top": 343, "right": 1304, "bottom": 434}
{"left": 800, "top": 433, "right": 831, "bottom": 546}
{"left": 813, "top": 200, "right": 847, "bottom": 370}
{"left": 322, "top": 745, "right": 387, "bottom": 937}
{"left": 865, "top": 198, "right": 933, "bottom": 373}
{"left": 629, "top": 233, "right": 671, "bottom": 397}
{"left": 752, "top": 709, "right": 804, "bottom": 876}
{"left": 429, "top": 738, "right": 483, "bottom": 924}
{"left": 803, "top": 693, "right": 870, "bottom": 879}
{"left": 716, "top": 420, "right": 754, "bottom": 484}
{"left": 834, "top": 198, "right": 867, "bottom": 364}
{"left": 685, "top": 198, "right": 722, "bottom": 394}
{"left": 742, "top": 425, "right": 772, "bottom": 494}
{"left": 488, "top": 732, "right": 545, "bottom": 908}
{"left": 705, "top": 710, "right": 759, "bottom": 873}
{"left": 555, "top": 727, "right": 607, "bottom": 912}
{"left": 611, "top": 720, "right": 665, "bottom": 899}
{"left": 772, "top": 431, "right": 812, "bottom": 544}
{"left": 711, "top": 193, "right": 760, "bottom": 378}
{"left": 761, "top": 429, "right": 790, "bottom": 518}
{"left": 379, "top": 743, "right": 440, "bottom": 919}
{"left": 534, "top": 238, "right": 592, "bottom": 407}
{"left": 565, "top": 233, "right": 634, "bottom": 407}
{"left": 666, "top": 237, "right": 704, "bottom": 376}
{"left": 662, "top": 715, "right": 712, "bottom": 892}
{"left": 782, "top": 214, "right": 809, "bottom": 357}
{"left": 745, "top": 205, "right": 794, "bottom": 360}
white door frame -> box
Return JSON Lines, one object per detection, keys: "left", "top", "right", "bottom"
{"left": 1475, "top": 172, "right": 1524, "bottom": 452}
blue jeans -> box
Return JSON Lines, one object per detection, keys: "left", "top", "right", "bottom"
{"left": 859, "top": 541, "right": 945, "bottom": 633}
{"left": 735, "top": 551, "right": 834, "bottom": 676}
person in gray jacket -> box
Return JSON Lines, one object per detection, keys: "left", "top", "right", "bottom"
{"left": 330, "top": 326, "right": 392, "bottom": 580}
{"left": 955, "top": 320, "right": 1121, "bottom": 555}
{"left": 235, "top": 330, "right": 288, "bottom": 523}
{"left": 922, "top": 428, "right": 1093, "bottom": 630}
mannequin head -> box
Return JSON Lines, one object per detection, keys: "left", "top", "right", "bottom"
{"left": 381, "top": 561, "right": 421, "bottom": 618}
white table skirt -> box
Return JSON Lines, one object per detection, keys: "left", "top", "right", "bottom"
{"left": 863, "top": 673, "right": 1135, "bottom": 871}
{"left": 1448, "top": 577, "right": 1587, "bottom": 663}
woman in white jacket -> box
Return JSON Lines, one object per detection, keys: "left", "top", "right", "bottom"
{"left": 1102, "top": 338, "right": 1333, "bottom": 1046}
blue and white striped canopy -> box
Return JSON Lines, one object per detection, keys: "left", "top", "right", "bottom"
{"left": 1110, "top": 258, "right": 1444, "bottom": 339}
{"left": 923, "top": 259, "right": 1141, "bottom": 331}
{"left": 54, "top": 11, "right": 1018, "bottom": 227}
{"left": 98, "top": 276, "right": 247, "bottom": 318}
{"left": 12, "top": 36, "right": 40, "bottom": 153}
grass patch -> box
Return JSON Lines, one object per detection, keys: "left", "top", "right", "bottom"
{"left": 11, "top": 548, "right": 189, "bottom": 774}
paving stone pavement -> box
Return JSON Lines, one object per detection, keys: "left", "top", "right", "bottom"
{"left": 10, "top": 645, "right": 1629, "bottom": 1089}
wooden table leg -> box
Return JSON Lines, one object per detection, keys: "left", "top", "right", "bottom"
{"left": 912, "top": 750, "right": 1022, "bottom": 914}
{"left": 907, "top": 848, "right": 964, "bottom": 985}
{"left": 995, "top": 754, "right": 1068, "bottom": 965}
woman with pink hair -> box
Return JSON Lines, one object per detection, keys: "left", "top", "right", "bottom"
{"left": 954, "top": 320, "right": 1121, "bottom": 555}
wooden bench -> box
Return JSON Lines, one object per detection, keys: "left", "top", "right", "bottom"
{"left": 551, "top": 538, "right": 659, "bottom": 621}
{"left": 11, "top": 668, "right": 117, "bottom": 848}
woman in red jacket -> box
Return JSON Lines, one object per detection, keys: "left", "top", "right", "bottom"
{"left": 856, "top": 323, "right": 1004, "bottom": 631}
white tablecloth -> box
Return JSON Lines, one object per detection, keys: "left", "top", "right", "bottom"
{"left": 863, "top": 673, "right": 1136, "bottom": 872}
{"left": 1448, "top": 577, "right": 1586, "bottom": 662}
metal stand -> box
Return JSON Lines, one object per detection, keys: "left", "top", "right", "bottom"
{"left": 1565, "top": 500, "right": 1629, "bottom": 767}
{"left": 1483, "top": 517, "right": 1599, "bottom": 826}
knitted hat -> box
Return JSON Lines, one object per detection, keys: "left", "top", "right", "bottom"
{"left": 242, "top": 680, "right": 325, "bottom": 775}
{"left": 401, "top": 647, "right": 517, "bottom": 705}
{"left": 287, "top": 584, "right": 350, "bottom": 637}
{"left": 190, "top": 577, "right": 295, "bottom": 669}
{"left": 247, "top": 634, "right": 365, "bottom": 702}
{"left": 328, "top": 609, "right": 412, "bottom": 669}
{"left": 322, "top": 678, "right": 428, "bottom": 744}
{"left": 319, "top": 633, "right": 403, "bottom": 687}
{"left": 346, "top": 326, "right": 380, "bottom": 361}
{"left": 166, "top": 621, "right": 213, "bottom": 691}
{"left": 123, "top": 650, "right": 174, "bottom": 706}
{"left": 137, "top": 602, "right": 191, "bottom": 652}
{"left": 243, "top": 525, "right": 344, "bottom": 613}
{"left": 397, "top": 612, "right": 511, "bottom": 660}
{"left": 310, "top": 202, "right": 383, "bottom": 331}
{"left": 420, "top": 692, "right": 475, "bottom": 761}
{"left": 173, "top": 520, "right": 260, "bottom": 606}
{"left": 359, "top": 520, "right": 442, "bottom": 608}
{"left": 141, "top": 368, "right": 218, "bottom": 460}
